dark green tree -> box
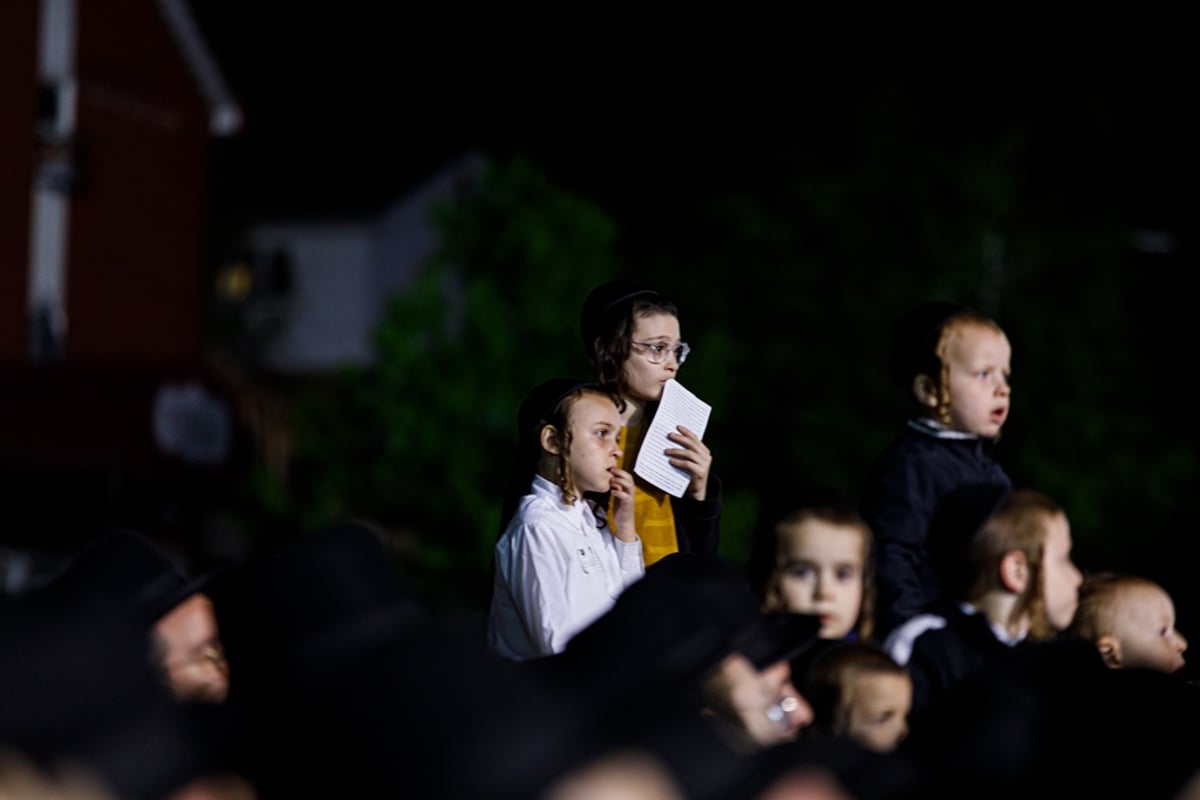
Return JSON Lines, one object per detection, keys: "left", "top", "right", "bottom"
{"left": 263, "top": 157, "right": 621, "bottom": 609}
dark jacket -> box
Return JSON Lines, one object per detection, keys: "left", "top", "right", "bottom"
{"left": 885, "top": 603, "right": 1024, "bottom": 719}
{"left": 669, "top": 473, "right": 722, "bottom": 556}
{"left": 861, "top": 420, "right": 1010, "bottom": 636}
{"left": 903, "top": 638, "right": 1200, "bottom": 799}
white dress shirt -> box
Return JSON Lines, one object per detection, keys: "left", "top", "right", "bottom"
{"left": 488, "top": 474, "right": 644, "bottom": 660}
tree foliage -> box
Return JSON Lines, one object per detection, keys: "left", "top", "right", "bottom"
{"left": 254, "top": 87, "right": 1197, "bottom": 617}
{"left": 264, "top": 157, "right": 620, "bottom": 608}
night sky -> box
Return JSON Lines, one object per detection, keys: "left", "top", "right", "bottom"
{"left": 192, "top": 9, "right": 1196, "bottom": 241}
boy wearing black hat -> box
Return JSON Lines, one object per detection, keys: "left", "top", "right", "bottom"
{"left": 860, "top": 300, "right": 1013, "bottom": 637}
{"left": 578, "top": 280, "right": 721, "bottom": 566}
{"left": 488, "top": 378, "right": 643, "bottom": 660}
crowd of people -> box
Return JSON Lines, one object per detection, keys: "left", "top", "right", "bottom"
{"left": 2, "top": 281, "right": 1197, "bottom": 799}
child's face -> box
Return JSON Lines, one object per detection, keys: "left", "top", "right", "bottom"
{"left": 942, "top": 323, "right": 1011, "bottom": 437}
{"left": 1109, "top": 584, "right": 1188, "bottom": 673}
{"left": 562, "top": 393, "right": 624, "bottom": 496}
{"left": 769, "top": 521, "right": 865, "bottom": 640}
{"left": 841, "top": 671, "right": 912, "bottom": 753}
{"left": 621, "top": 312, "right": 682, "bottom": 404}
{"left": 1039, "top": 512, "right": 1083, "bottom": 632}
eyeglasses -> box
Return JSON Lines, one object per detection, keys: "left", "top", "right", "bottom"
{"left": 630, "top": 340, "right": 690, "bottom": 365}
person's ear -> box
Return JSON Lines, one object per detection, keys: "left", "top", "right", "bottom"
{"left": 912, "top": 374, "right": 939, "bottom": 408}
{"left": 540, "top": 424, "right": 563, "bottom": 456}
{"left": 999, "top": 550, "right": 1029, "bottom": 594}
{"left": 1096, "top": 634, "right": 1123, "bottom": 668}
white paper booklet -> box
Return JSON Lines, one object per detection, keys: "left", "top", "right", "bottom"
{"left": 633, "top": 379, "right": 712, "bottom": 498}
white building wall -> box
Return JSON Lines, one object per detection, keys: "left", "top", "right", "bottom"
{"left": 244, "top": 153, "right": 485, "bottom": 374}
{"left": 249, "top": 223, "right": 373, "bottom": 372}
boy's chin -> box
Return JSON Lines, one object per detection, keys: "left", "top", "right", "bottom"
{"left": 966, "top": 421, "right": 1003, "bottom": 438}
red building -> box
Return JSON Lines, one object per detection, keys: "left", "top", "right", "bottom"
{"left": 0, "top": 0, "right": 240, "bottom": 554}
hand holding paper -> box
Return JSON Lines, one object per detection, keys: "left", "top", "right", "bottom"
{"left": 633, "top": 379, "right": 713, "bottom": 498}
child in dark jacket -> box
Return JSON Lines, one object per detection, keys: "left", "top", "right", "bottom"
{"left": 861, "top": 300, "right": 1013, "bottom": 636}
{"left": 882, "top": 489, "right": 1082, "bottom": 717}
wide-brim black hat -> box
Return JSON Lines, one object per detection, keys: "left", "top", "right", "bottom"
{"left": 0, "top": 594, "right": 209, "bottom": 798}
{"left": 43, "top": 529, "right": 211, "bottom": 628}
{"left": 536, "top": 553, "right": 821, "bottom": 697}
{"left": 211, "top": 520, "right": 427, "bottom": 695}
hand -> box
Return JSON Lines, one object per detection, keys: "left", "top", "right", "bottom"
{"left": 609, "top": 467, "right": 637, "bottom": 542}
{"left": 666, "top": 425, "right": 712, "bottom": 501}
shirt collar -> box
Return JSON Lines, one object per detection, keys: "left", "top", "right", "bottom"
{"left": 531, "top": 474, "right": 599, "bottom": 526}
{"left": 908, "top": 417, "right": 980, "bottom": 441}
{"left": 959, "top": 602, "right": 1027, "bottom": 646}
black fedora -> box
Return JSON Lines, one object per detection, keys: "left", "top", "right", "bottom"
{"left": 0, "top": 593, "right": 209, "bottom": 799}
{"left": 211, "top": 520, "right": 427, "bottom": 695}
{"left": 42, "top": 529, "right": 212, "bottom": 628}
{"left": 534, "top": 553, "right": 821, "bottom": 700}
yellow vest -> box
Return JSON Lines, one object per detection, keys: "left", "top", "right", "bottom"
{"left": 608, "top": 421, "right": 678, "bottom": 566}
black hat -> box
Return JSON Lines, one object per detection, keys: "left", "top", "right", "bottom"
{"left": 546, "top": 553, "right": 821, "bottom": 695}
{"left": 211, "top": 520, "right": 427, "bottom": 695}
{"left": 579, "top": 279, "right": 669, "bottom": 360}
{"left": 0, "top": 594, "right": 209, "bottom": 799}
{"left": 887, "top": 299, "right": 967, "bottom": 388}
{"left": 516, "top": 376, "right": 594, "bottom": 443}
{"left": 43, "top": 530, "right": 209, "bottom": 628}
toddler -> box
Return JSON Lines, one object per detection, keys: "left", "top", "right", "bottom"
{"left": 861, "top": 300, "right": 1013, "bottom": 636}
{"left": 1068, "top": 571, "right": 1187, "bottom": 673}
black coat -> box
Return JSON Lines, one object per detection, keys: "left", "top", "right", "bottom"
{"left": 861, "top": 422, "right": 1010, "bottom": 637}
{"left": 888, "top": 603, "right": 1023, "bottom": 718}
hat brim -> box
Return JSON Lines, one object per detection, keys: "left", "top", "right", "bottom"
{"left": 733, "top": 613, "right": 823, "bottom": 672}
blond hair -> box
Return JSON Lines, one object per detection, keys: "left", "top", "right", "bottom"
{"left": 965, "top": 489, "right": 1064, "bottom": 640}
{"left": 932, "top": 311, "right": 1006, "bottom": 426}
{"left": 1068, "top": 572, "right": 1163, "bottom": 642}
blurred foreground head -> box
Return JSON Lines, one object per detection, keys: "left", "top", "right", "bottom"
{"left": 0, "top": 594, "right": 238, "bottom": 799}
{"left": 44, "top": 530, "right": 229, "bottom": 703}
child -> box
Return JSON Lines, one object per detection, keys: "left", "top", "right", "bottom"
{"left": 488, "top": 378, "right": 644, "bottom": 660}
{"left": 1068, "top": 571, "right": 1188, "bottom": 674}
{"left": 883, "top": 489, "right": 1083, "bottom": 714}
{"left": 750, "top": 485, "right": 875, "bottom": 644}
{"left": 861, "top": 300, "right": 1013, "bottom": 636}
{"left": 580, "top": 280, "right": 721, "bottom": 566}
{"left": 803, "top": 642, "right": 913, "bottom": 753}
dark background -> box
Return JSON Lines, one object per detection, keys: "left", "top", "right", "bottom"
{"left": 21, "top": 9, "right": 1191, "bottom": 632}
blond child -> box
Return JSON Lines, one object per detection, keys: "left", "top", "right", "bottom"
{"left": 803, "top": 643, "right": 913, "bottom": 753}
{"left": 488, "top": 378, "right": 644, "bottom": 660}
{"left": 883, "top": 489, "right": 1083, "bottom": 713}
{"left": 1068, "top": 572, "right": 1188, "bottom": 673}
{"left": 861, "top": 300, "right": 1013, "bottom": 636}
